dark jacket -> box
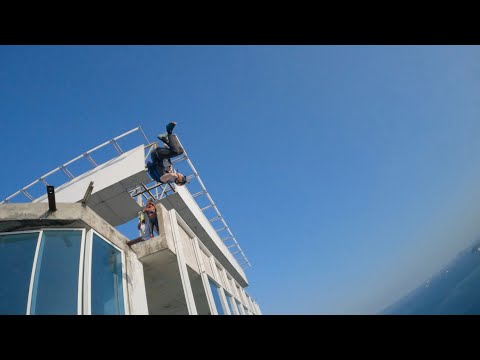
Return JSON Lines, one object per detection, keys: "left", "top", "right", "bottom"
{"left": 148, "top": 135, "right": 184, "bottom": 183}
{"left": 150, "top": 149, "right": 174, "bottom": 184}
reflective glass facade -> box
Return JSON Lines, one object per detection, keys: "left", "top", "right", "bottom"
{"left": 30, "top": 230, "right": 82, "bottom": 315}
{"left": 224, "top": 292, "right": 236, "bottom": 315}
{"left": 91, "top": 233, "right": 125, "bottom": 315}
{"left": 0, "top": 229, "right": 128, "bottom": 315}
{"left": 209, "top": 278, "right": 225, "bottom": 315}
{"left": 0, "top": 232, "right": 39, "bottom": 314}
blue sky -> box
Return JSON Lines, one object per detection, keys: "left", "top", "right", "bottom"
{"left": 1, "top": 45, "right": 480, "bottom": 314}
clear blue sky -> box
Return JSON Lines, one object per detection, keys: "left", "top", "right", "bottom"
{"left": 1, "top": 45, "right": 480, "bottom": 314}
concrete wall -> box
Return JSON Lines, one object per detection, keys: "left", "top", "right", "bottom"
{"left": 176, "top": 186, "right": 247, "bottom": 280}
{"left": 33, "top": 145, "right": 147, "bottom": 204}
{"left": 177, "top": 224, "right": 199, "bottom": 273}
{"left": 130, "top": 203, "right": 189, "bottom": 315}
{"left": 159, "top": 188, "right": 248, "bottom": 287}
{"left": 214, "top": 265, "right": 226, "bottom": 289}
{"left": 125, "top": 252, "right": 149, "bottom": 315}
{"left": 224, "top": 275, "right": 235, "bottom": 296}
{"left": 141, "top": 249, "right": 189, "bottom": 315}
{"left": 128, "top": 203, "right": 259, "bottom": 315}
{"left": 33, "top": 145, "right": 150, "bottom": 227}
{"left": 200, "top": 249, "right": 215, "bottom": 279}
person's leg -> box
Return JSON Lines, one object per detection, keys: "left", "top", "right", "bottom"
{"left": 157, "top": 122, "right": 176, "bottom": 143}
{"left": 152, "top": 146, "right": 172, "bottom": 159}
{"left": 152, "top": 137, "right": 183, "bottom": 159}
{"left": 151, "top": 217, "right": 159, "bottom": 236}
{"left": 166, "top": 133, "right": 184, "bottom": 157}
{"left": 148, "top": 218, "right": 155, "bottom": 237}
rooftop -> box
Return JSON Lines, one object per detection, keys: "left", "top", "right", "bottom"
{"left": 0, "top": 127, "right": 251, "bottom": 270}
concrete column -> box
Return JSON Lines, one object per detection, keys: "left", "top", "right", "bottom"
{"left": 192, "top": 236, "right": 216, "bottom": 315}
{"left": 125, "top": 252, "right": 149, "bottom": 315}
{"left": 210, "top": 256, "right": 230, "bottom": 315}
{"left": 168, "top": 210, "right": 197, "bottom": 315}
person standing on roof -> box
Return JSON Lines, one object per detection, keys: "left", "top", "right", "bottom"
{"left": 144, "top": 199, "right": 159, "bottom": 238}
{"left": 147, "top": 122, "right": 188, "bottom": 186}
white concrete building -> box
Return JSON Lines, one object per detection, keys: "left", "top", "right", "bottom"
{"left": 0, "top": 127, "right": 261, "bottom": 315}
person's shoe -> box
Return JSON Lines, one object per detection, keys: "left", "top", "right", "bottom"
{"left": 157, "top": 132, "right": 169, "bottom": 144}
{"left": 166, "top": 122, "right": 177, "bottom": 134}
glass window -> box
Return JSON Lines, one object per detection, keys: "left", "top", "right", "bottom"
{"left": 208, "top": 278, "right": 225, "bottom": 315}
{"left": 0, "top": 232, "right": 39, "bottom": 314}
{"left": 224, "top": 292, "right": 236, "bottom": 315}
{"left": 30, "top": 230, "right": 82, "bottom": 315}
{"left": 91, "top": 233, "right": 125, "bottom": 315}
{"left": 187, "top": 267, "right": 210, "bottom": 315}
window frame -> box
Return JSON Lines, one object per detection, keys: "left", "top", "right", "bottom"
{"left": 207, "top": 275, "right": 229, "bottom": 315}
{"left": 84, "top": 229, "right": 129, "bottom": 315}
{"left": 21, "top": 228, "right": 85, "bottom": 315}
{"left": 0, "top": 229, "right": 42, "bottom": 315}
{"left": 223, "top": 289, "right": 238, "bottom": 315}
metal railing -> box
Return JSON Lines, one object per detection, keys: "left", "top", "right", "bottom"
{"left": 1, "top": 127, "right": 149, "bottom": 204}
